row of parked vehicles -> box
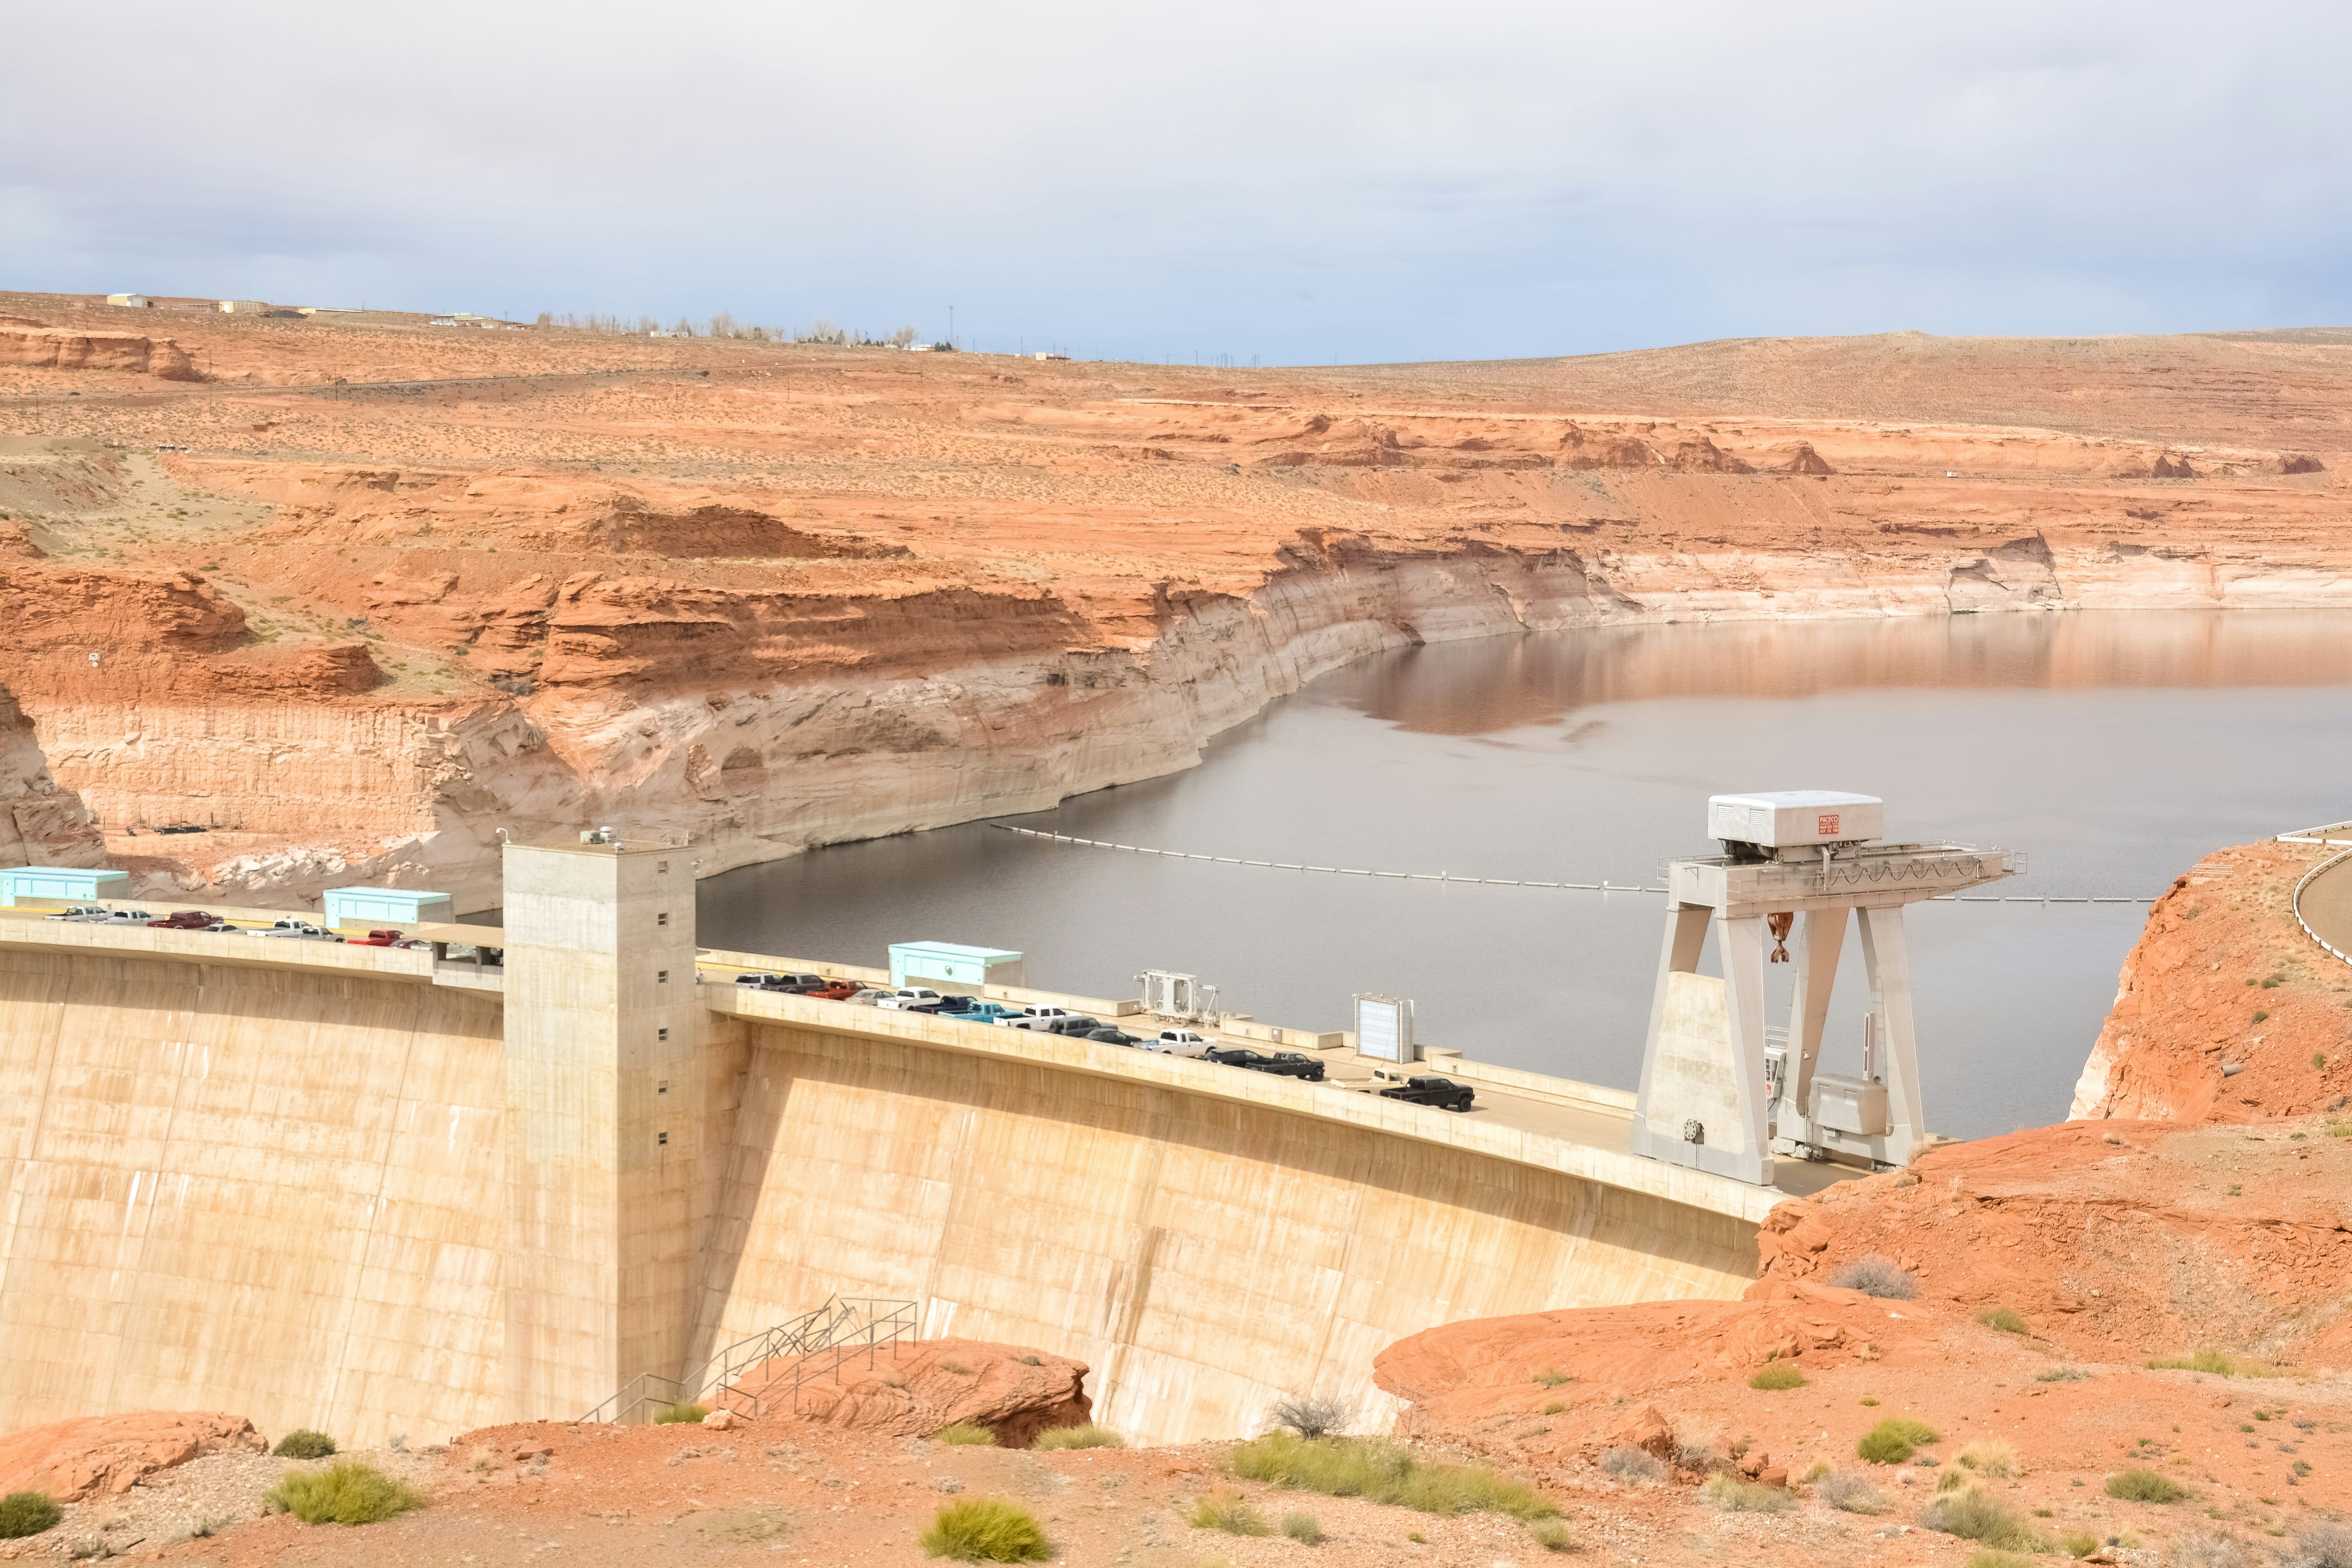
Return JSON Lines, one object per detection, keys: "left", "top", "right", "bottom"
{"left": 732, "top": 971, "right": 1477, "bottom": 1108}
{"left": 44, "top": 907, "right": 438, "bottom": 951}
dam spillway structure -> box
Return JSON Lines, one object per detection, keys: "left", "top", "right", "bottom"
{"left": 1631, "top": 792, "right": 2020, "bottom": 1185}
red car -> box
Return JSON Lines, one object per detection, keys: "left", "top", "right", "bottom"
{"left": 147, "top": 911, "right": 218, "bottom": 930}
{"left": 346, "top": 929, "right": 406, "bottom": 947}
{"left": 804, "top": 980, "right": 863, "bottom": 1001}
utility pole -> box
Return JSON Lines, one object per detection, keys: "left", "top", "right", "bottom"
{"left": 949, "top": 305, "right": 955, "bottom": 348}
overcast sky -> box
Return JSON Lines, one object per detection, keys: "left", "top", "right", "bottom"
{"left": 6, "top": 1, "right": 2347, "bottom": 364}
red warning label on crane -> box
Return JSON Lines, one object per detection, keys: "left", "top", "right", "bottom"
{"left": 1817, "top": 813, "right": 1841, "bottom": 836}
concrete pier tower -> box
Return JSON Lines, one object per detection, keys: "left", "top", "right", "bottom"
{"left": 1630, "top": 793, "right": 2018, "bottom": 1186}
{"left": 500, "top": 834, "right": 706, "bottom": 1420}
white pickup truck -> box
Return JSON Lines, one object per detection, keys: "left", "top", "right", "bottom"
{"left": 998, "top": 1005, "right": 1075, "bottom": 1030}
{"left": 875, "top": 987, "right": 944, "bottom": 1011}
{"left": 1144, "top": 1029, "right": 1214, "bottom": 1058}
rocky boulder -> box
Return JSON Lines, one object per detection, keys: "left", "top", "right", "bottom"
{"left": 730, "top": 1338, "right": 1090, "bottom": 1448}
{"left": 0, "top": 1412, "right": 264, "bottom": 1502}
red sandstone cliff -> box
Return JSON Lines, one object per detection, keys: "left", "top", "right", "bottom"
{"left": 1, "top": 289, "right": 2349, "bottom": 905}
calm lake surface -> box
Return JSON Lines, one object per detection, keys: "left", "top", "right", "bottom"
{"left": 701, "top": 611, "right": 2352, "bottom": 1139}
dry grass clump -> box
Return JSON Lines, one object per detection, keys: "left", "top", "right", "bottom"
{"left": 2037, "top": 1368, "right": 2090, "bottom": 1382}
{"left": 2107, "top": 1468, "right": 2189, "bottom": 1503}
{"left": 1228, "top": 1432, "right": 1556, "bottom": 1519}
{"left": 1828, "top": 1256, "right": 1919, "bottom": 1299}
{"left": 1033, "top": 1424, "right": 1124, "bottom": 1450}
{"left": 265, "top": 1461, "right": 423, "bottom": 1526}
{"left": 1919, "top": 1488, "right": 2050, "bottom": 1552}
{"left": 1857, "top": 1417, "right": 1939, "bottom": 1464}
{"left": 1527, "top": 1519, "right": 1575, "bottom": 1552}
{"left": 1813, "top": 1471, "right": 1890, "bottom": 1514}
{"left": 1597, "top": 1446, "right": 1666, "bottom": 1485}
{"left": 1958, "top": 1441, "right": 2021, "bottom": 1479}
{"left": 2170, "top": 1526, "right": 2251, "bottom": 1568}
{"left": 0, "top": 1493, "right": 61, "bottom": 1540}
{"left": 1748, "top": 1362, "right": 1805, "bottom": 1391}
{"left": 1190, "top": 1487, "right": 1269, "bottom": 1536}
{"left": 273, "top": 1429, "right": 337, "bottom": 1459}
{"left": 933, "top": 1423, "right": 998, "bottom": 1447}
{"left": 1531, "top": 1367, "right": 1571, "bottom": 1388}
{"left": 1271, "top": 1393, "right": 1348, "bottom": 1438}
{"left": 1966, "top": 1552, "right": 2038, "bottom": 1568}
{"left": 1702, "top": 1473, "right": 1788, "bottom": 1513}
{"left": 652, "top": 1403, "right": 708, "bottom": 1425}
{"left": 2061, "top": 1529, "right": 2102, "bottom": 1557}
{"left": 2287, "top": 1521, "right": 2352, "bottom": 1568}
{"left": 1976, "top": 1308, "right": 2030, "bottom": 1335}
{"left": 920, "top": 1496, "right": 1050, "bottom": 1562}
{"left": 1281, "top": 1511, "right": 1323, "bottom": 1544}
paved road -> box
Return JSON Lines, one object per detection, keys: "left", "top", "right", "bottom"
{"left": 2299, "top": 852, "right": 2352, "bottom": 962}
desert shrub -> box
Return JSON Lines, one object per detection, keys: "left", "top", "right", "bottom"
{"left": 1702, "top": 1473, "right": 1788, "bottom": 1513}
{"left": 1828, "top": 1256, "right": 1919, "bottom": 1299}
{"left": 1228, "top": 1432, "right": 1555, "bottom": 1519}
{"left": 265, "top": 1461, "right": 423, "bottom": 1526}
{"left": 1527, "top": 1519, "right": 1575, "bottom": 1552}
{"left": 652, "top": 1403, "right": 708, "bottom": 1425}
{"left": 1033, "top": 1424, "right": 1124, "bottom": 1451}
{"left": 1814, "top": 1472, "right": 1890, "bottom": 1514}
{"left": 1271, "top": 1392, "right": 1348, "bottom": 1439}
{"left": 1968, "top": 1552, "right": 2038, "bottom": 1568}
{"left": 2170, "top": 1526, "right": 2250, "bottom": 1568}
{"left": 1958, "top": 1442, "right": 2022, "bottom": 1479}
{"left": 2147, "top": 1350, "right": 2237, "bottom": 1375}
{"left": 1541, "top": 1401, "right": 1566, "bottom": 1415}
{"left": 1281, "top": 1511, "right": 1323, "bottom": 1544}
{"left": 2288, "top": 1521, "right": 2352, "bottom": 1568}
{"left": 1597, "top": 1446, "right": 1666, "bottom": 1485}
{"left": 2037, "top": 1368, "right": 2090, "bottom": 1382}
{"left": 273, "top": 1429, "right": 338, "bottom": 1459}
{"left": 1920, "top": 1488, "right": 2049, "bottom": 1552}
{"left": 1802, "top": 1459, "right": 1832, "bottom": 1483}
{"left": 2107, "top": 1469, "right": 2189, "bottom": 1503}
{"left": 1977, "top": 1308, "right": 2030, "bottom": 1336}
{"left": 1675, "top": 1432, "right": 1719, "bottom": 1471}
{"left": 0, "top": 1493, "right": 61, "bottom": 1540}
{"left": 1531, "top": 1367, "right": 1571, "bottom": 1388}
{"left": 1749, "top": 1362, "right": 1806, "bottom": 1391}
{"left": 2060, "top": 1529, "right": 2101, "bottom": 1557}
{"left": 933, "top": 1424, "right": 998, "bottom": 1447}
{"left": 920, "top": 1496, "right": 1050, "bottom": 1562}
{"left": 1938, "top": 1468, "right": 1972, "bottom": 1493}
{"left": 1190, "top": 1487, "right": 1269, "bottom": 1536}
{"left": 1858, "top": 1418, "right": 1939, "bottom": 1465}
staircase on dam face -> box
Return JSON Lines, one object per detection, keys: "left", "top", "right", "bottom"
{"left": 574, "top": 1296, "right": 917, "bottom": 1425}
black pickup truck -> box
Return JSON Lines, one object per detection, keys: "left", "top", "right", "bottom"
{"left": 1204, "top": 1047, "right": 1327, "bottom": 1082}
{"left": 1377, "top": 1075, "right": 1475, "bottom": 1112}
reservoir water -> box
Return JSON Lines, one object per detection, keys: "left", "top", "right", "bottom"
{"left": 701, "top": 611, "right": 2352, "bottom": 1140}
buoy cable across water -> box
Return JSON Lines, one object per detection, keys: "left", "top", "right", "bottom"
{"left": 991, "top": 826, "right": 2155, "bottom": 902}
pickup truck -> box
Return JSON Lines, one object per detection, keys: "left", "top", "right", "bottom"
{"left": 874, "top": 987, "right": 945, "bottom": 1010}
{"left": 147, "top": 910, "right": 219, "bottom": 930}
{"left": 1084, "top": 1027, "right": 1150, "bottom": 1047}
{"left": 735, "top": 972, "right": 829, "bottom": 992}
{"left": 1205, "top": 1046, "right": 1327, "bottom": 1081}
{"left": 1143, "top": 1029, "right": 1214, "bottom": 1058}
{"left": 345, "top": 928, "right": 405, "bottom": 947}
{"left": 998, "top": 1005, "right": 1076, "bottom": 1030}
{"left": 940, "top": 1001, "right": 1017, "bottom": 1024}
{"left": 1377, "top": 1075, "right": 1475, "bottom": 1112}
{"left": 252, "top": 919, "right": 338, "bottom": 941}
{"left": 902, "top": 994, "right": 976, "bottom": 1015}
{"left": 1033, "top": 1015, "right": 1105, "bottom": 1037}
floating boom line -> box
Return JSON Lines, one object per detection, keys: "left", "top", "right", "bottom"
{"left": 992, "top": 825, "right": 2154, "bottom": 903}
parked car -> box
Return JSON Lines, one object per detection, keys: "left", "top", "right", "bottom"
{"left": 1084, "top": 1027, "right": 1149, "bottom": 1046}
{"left": 91, "top": 909, "right": 157, "bottom": 926}
{"left": 1377, "top": 1075, "right": 1476, "bottom": 1112}
{"left": 1144, "top": 1029, "right": 1215, "bottom": 1058}
{"left": 902, "top": 994, "right": 976, "bottom": 1015}
{"left": 875, "top": 987, "right": 944, "bottom": 1010}
{"left": 1034, "top": 1015, "right": 1104, "bottom": 1037}
{"left": 735, "top": 971, "right": 788, "bottom": 988}
{"left": 147, "top": 910, "right": 218, "bottom": 930}
{"left": 1205, "top": 1047, "right": 1327, "bottom": 1081}
{"left": 999, "top": 1005, "right": 1076, "bottom": 1030}
{"left": 43, "top": 906, "right": 107, "bottom": 922}
{"left": 941, "top": 1001, "right": 1017, "bottom": 1024}
{"left": 252, "top": 918, "right": 338, "bottom": 941}
{"left": 345, "top": 928, "right": 405, "bottom": 947}
{"left": 841, "top": 988, "right": 893, "bottom": 1006}
{"left": 804, "top": 980, "right": 866, "bottom": 1001}
{"left": 772, "top": 973, "right": 831, "bottom": 992}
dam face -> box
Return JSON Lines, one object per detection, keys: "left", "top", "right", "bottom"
{"left": 0, "top": 840, "right": 1772, "bottom": 1446}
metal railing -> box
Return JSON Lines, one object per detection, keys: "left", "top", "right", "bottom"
{"left": 574, "top": 1296, "right": 918, "bottom": 1426}
{"left": 2290, "top": 845, "right": 2352, "bottom": 969}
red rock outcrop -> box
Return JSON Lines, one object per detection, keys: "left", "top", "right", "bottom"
{"left": 2072, "top": 840, "right": 2351, "bottom": 1123}
{"left": 726, "top": 1338, "right": 1090, "bottom": 1448}
{"left": 0, "top": 680, "right": 103, "bottom": 867}
{"left": 0, "top": 1411, "right": 263, "bottom": 1502}
{"left": 0, "top": 328, "right": 198, "bottom": 379}
{"left": 1752, "top": 1120, "right": 2352, "bottom": 1366}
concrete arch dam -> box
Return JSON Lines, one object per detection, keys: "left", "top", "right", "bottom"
{"left": 0, "top": 840, "right": 1797, "bottom": 1448}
